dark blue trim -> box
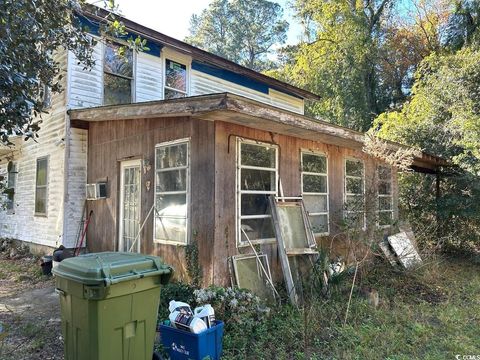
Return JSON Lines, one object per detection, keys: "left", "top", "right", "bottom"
{"left": 192, "top": 61, "right": 269, "bottom": 94}
{"left": 76, "top": 15, "right": 162, "bottom": 57}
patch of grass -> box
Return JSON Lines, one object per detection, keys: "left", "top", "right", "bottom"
{"left": 221, "top": 256, "right": 480, "bottom": 359}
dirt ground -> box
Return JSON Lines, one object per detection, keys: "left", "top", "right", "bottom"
{"left": 0, "top": 251, "right": 63, "bottom": 360}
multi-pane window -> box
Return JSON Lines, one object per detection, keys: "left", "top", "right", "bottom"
{"left": 377, "top": 166, "right": 393, "bottom": 226}
{"left": 154, "top": 140, "right": 189, "bottom": 244}
{"left": 301, "top": 152, "right": 329, "bottom": 234}
{"left": 6, "top": 163, "right": 17, "bottom": 213}
{"left": 104, "top": 42, "right": 133, "bottom": 105}
{"left": 35, "top": 157, "right": 48, "bottom": 215}
{"left": 164, "top": 59, "right": 187, "bottom": 99}
{"left": 238, "top": 139, "right": 278, "bottom": 244}
{"left": 344, "top": 158, "right": 365, "bottom": 228}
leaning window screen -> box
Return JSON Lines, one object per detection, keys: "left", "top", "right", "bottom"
{"left": 154, "top": 141, "right": 189, "bottom": 244}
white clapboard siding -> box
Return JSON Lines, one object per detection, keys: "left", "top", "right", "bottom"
{"left": 191, "top": 70, "right": 304, "bottom": 114}
{"left": 63, "top": 128, "right": 88, "bottom": 248}
{"left": 0, "top": 51, "right": 68, "bottom": 248}
{"left": 68, "top": 42, "right": 103, "bottom": 109}
{"left": 136, "top": 52, "right": 163, "bottom": 102}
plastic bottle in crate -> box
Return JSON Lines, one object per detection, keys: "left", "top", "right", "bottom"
{"left": 168, "top": 311, "right": 207, "bottom": 334}
{"left": 194, "top": 304, "right": 216, "bottom": 328}
{"left": 168, "top": 300, "right": 193, "bottom": 315}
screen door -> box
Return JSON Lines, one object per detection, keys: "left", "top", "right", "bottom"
{"left": 119, "top": 159, "right": 142, "bottom": 252}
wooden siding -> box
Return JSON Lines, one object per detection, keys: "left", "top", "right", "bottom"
{"left": 191, "top": 70, "right": 304, "bottom": 114}
{"left": 85, "top": 117, "right": 215, "bottom": 284}
{"left": 0, "top": 51, "right": 69, "bottom": 248}
{"left": 135, "top": 52, "right": 163, "bottom": 103}
{"left": 212, "top": 121, "right": 399, "bottom": 285}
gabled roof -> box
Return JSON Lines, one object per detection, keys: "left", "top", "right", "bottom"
{"left": 80, "top": 5, "right": 320, "bottom": 101}
{"left": 68, "top": 92, "right": 447, "bottom": 172}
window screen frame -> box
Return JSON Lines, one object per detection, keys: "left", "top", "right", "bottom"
{"left": 377, "top": 165, "right": 394, "bottom": 228}
{"left": 343, "top": 157, "right": 366, "bottom": 229}
{"left": 102, "top": 41, "right": 135, "bottom": 106}
{"left": 6, "top": 162, "right": 17, "bottom": 214}
{"left": 153, "top": 138, "right": 190, "bottom": 245}
{"left": 163, "top": 58, "right": 188, "bottom": 99}
{"left": 35, "top": 156, "right": 49, "bottom": 217}
{"left": 236, "top": 138, "right": 279, "bottom": 247}
{"left": 300, "top": 150, "right": 329, "bottom": 236}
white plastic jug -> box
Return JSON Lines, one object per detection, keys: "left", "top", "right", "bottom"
{"left": 169, "top": 311, "right": 208, "bottom": 334}
{"left": 168, "top": 300, "right": 193, "bottom": 315}
{"left": 194, "top": 304, "right": 215, "bottom": 328}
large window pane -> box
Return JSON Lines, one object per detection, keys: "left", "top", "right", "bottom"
{"left": 241, "top": 143, "right": 276, "bottom": 168}
{"left": 156, "top": 194, "right": 187, "bottom": 217}
{"left": 165, "top": 59, "right": 187, "bottom": 92}
{"left": 346, "top": 160, "right": 364, "bottom": 177}
{"left": 36, "top": 159, "right": 48, "bottom": 186}
{"left": 378, "top": 181, "right": 391, "bottom": 195}
{"left": 156, "top": 170, "right": 186, "bottom": 192}
{"left": 156, "top": 144, "right": 187, "bottom": 169}
{"left": 302, "top": 154, "right": 326, "bottom": 173}
{"left": 379, "top": 196, "right": 392, "bottom": 211}
{"left": 240, "top": 218, "right": 275, "bottom": 241}
{"left": 240, "top": 169, "right": 276, "bottom": 191}
{"left": 241, "top": 194, "right": 271, "bottom": 216}
{"left": 303, "top": 175, "right": 327, "bottom": 193}
{"left": 379, "top": 211, "right": 393, "bottom": 226}
{"left": 104, "top": 42, "right": 133, "bottom": 77}
{"left": 35, "top": 188, "right": 47, "bottom": 214}
{"left": 155, "top": 217, "right": 186, "bottom": 243}
{"left": 344, "top": 211, "right": 365, "bottom": 228}
{"left": 309, "top": 214, "right": 328, "bottom": 234}
{"left": 345, "top": 195, "right": 364, "bottom": 210}
{"left": 104, "top": 73, "right": 131, "bottom": 105}
{"left": 378, "top": 166, "right": 392, "bottom": 181}
{"left": 303, "top": 194, "right": 328, "bottom": 213}
{"left": 346, "top": 177, "right": 363, "bottom": 194}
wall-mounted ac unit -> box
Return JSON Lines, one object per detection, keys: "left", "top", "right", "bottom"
{"left": 86, "top": 183, "right": 107, "bottom": 200}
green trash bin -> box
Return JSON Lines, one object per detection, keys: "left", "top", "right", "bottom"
{"left": 52, "top": 252, "right": 172, "bottom": 360}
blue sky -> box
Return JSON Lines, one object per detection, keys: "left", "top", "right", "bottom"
{"left": 89, "top": 0, "right": 303, "bottom": 45}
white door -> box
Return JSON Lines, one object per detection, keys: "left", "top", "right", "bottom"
{"left": 119, "top": 160, "right": 142, "bottom": 253}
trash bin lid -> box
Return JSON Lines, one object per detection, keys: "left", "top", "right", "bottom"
{"left": 52, "top": 252, "right": 172, "bottom": 286}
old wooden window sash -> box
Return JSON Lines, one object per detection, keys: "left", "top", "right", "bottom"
{"left": 301, "top": 151, "right": 329, "bottom": 235}
{"left": 35, "top": 157, "right": 49, "bottom": 216}
{"left": 164, "top": 59, "right": 188, "bottom": 99}
{"left": 344, "top": 158, "right": 365, "bottom": 229}
{"left": 6, "top": 163, "right": 17, "bottom": 214}
{"left": 237, "top": 138, "right": 278, "bottom": 246}
{"left": 377, "top": 165, "right": 393, "bottom": 227}
{"left": 103, "top": 41, "right": 134, "bottom": 106}
{"left": 154, "top": 139, "right": 190, "bottom": 245}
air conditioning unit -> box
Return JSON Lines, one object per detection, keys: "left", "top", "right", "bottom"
{"left": 86, "top": 183, "right": 107, "bottom": 200}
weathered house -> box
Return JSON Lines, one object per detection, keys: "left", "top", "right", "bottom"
{"left": 0, "top": 8, "right": 444, "bottom": 285}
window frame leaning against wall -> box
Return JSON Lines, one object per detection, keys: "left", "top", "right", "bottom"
{"left": 103, "top": 41, "right": 135, "bottom": 106}
{"left": 153, "top": 138, "right": 190, "bottom": 245}
{"left": 5, "top": 162, "right": 17, "bottom": 214}
{"left": 344, "top": 157, "right": 366, "bottom": 230}
{"left": 377, "top": 165, "right": 394, "bottom": 227}
{"left": 236, "top": 138, "right": 279, "bottom": 247}
{"left": 301, "top": 150, "right": 329, "bottom": 236}
{"left": 35, "top": 156, "right": 49, "bottom": 217}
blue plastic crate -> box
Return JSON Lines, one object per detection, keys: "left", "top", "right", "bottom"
{"left": 159, "top": 321, "right": 224, "bottom": 360}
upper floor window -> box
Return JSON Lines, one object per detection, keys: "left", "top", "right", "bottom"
{"left": 377, "top": 165, "right": 393, "bottom": 227}
{"left": 164, "top": 59, "right": 187, "bottom": 99}
{"left": 301, "top": 152, "right": 329, "bottom": 235}
{"left": 344, "top": 158, "right": 365, "bottom": 229}
{"left": 237, "top": 139, "right": 278, "bottom": 245}
{"left": 104, "top": 42, "right": 133, "bottom": 105}
{"left": 6, "top": 163, "right": 17, "bottom": 213}
{"left": 35, "top": 157, "right": 48, "bottom": 216}
{"left": 154, "top": 139, "right": 190, "bottom": 244}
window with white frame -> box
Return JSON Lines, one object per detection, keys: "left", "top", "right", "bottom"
{"left": 237, "top": 139, "right": 278, "bottom": 244}
{"left": 377, "top": 165, "right": 393, "bottom": 226}
{"left": 104, "top": 42, "right": 134, "bottom": 105}
{"left": 6, "top": 163, "right": 17, "bottom": 213}
{"left": 35, "top": 157, "right": 48, "bottom": 216}
{"left": 344, "top": 158, "right": 365, "bottom": 228}
{"left": 301, "top": 152, "right": 329, "bottom": 234}
{"left": 164, "top": 59, "right": 187, "bottom": 99}
{"left": 154, "top": 140, "right": 190, "bottom": 244}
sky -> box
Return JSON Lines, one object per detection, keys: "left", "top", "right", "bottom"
{"left": 88, "top": 0, "right": 303, "bottom": 45}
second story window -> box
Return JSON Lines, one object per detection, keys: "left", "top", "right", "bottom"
{"left": 104, "top": 42, "right": 133, "bottom": 105}
{"left": 164, "top": 59, "right": 187, "bottom": 99}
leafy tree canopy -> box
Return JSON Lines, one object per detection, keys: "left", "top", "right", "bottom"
{"left": 185, "top": 0, "right": 289, "bottom": 71}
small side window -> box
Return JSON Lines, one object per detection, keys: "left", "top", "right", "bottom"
{"left": 5, "top": 163, "right": 17, "bottom": 214}
{"left": 377, "top": 165, "right": 393, "bottom": 227}
{"left": 35, "top": 157, "right": 48, "bottom": 216}
{"left": 164, "top": 59, "right": 187, "bottom": 99}
{"left": 344, "top": 158, "right": 365, "bottom": 229}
